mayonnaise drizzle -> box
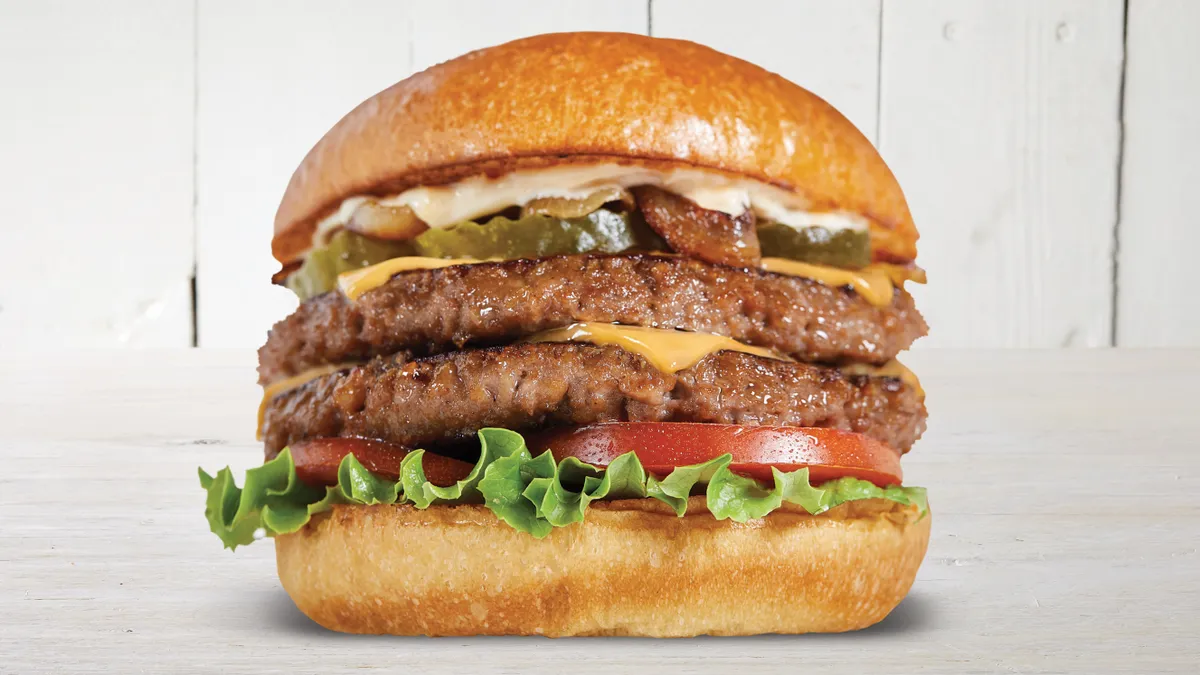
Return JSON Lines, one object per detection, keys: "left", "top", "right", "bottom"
{"left": 311, "top": 163, "right": 868, "bottom": 249}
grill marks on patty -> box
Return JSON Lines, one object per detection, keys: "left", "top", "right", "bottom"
{"left": 258, "top": 254, "right": 927, "bottom": 384}
{"left": 260, "top": 343, "right": 926, "bottom": 459}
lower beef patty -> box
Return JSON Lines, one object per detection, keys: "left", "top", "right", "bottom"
{"left": 261, "top": 342, "right": 926, "bottom": 458}
{"left": 258, "top": 254, "right": 927, "bottom": 383}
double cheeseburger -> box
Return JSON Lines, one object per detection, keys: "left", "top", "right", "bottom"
{"left": 201, "top": 32, "right": 931, "bottom": 637}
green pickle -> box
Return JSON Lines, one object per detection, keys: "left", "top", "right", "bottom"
{"left": 286, "top": 229, "right": 414, "bottom": 300}
{"left": 285, "top": 213, "right": 872, "bottom": 301}
{"left": 285, "top": 210, "right": 665, "bottom": 300}
{"left": 413, "top": 209, "right": 664, "bottom": 260}
{"left": 757, "top": 224, "right": 871, "bottom": 269}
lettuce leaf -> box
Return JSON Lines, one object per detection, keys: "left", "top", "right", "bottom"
{"left": 199, "top": 448, "right": 324, "bottom": 550}
{"left": 338, "top": 454, "right": 401, "bottom": 505}
{"left": 398, "top": 425, "right": 519, "bottom": 508}
{"left": 200, "top": 428, "right": 928, "bottom": 547}
{"left": 706, "top": 463, "right": 785, "bottom": 522}
{"left": 824, "top": 476, "right": 929, "bottom": 513}
{"left": 477, "top": 439, "right": 557, "bottom": 537}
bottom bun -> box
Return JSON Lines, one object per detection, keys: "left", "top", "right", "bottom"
{"left": 276, "top": 497, "right": 931, "bottom": 637}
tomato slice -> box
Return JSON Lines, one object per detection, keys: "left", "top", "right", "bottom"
{"left": 288, "top": 438, "right": 473, "bottom": 487}
{"left": 287, "top": 425, "right": 902, "bottom": 490}
{"left": 527, "top": 423, "right": 902, "bottom": 486}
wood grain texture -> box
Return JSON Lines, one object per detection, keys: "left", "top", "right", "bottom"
{"left": 0, "top": 1, "right": 194, "bottom": 347}
{"left": 195, "top": 0, "right": 416, "bottom": 347}
{"left": 1, "top": 349, "right": 1198, "bottom": 672}
{"left": 879, "top": 0, "right": 1125, "bottom": 348}
{"left": 1117, "top": 0, "right": 1200, "bottom": 346}
{"left": 651, "top": 0, "right": 881, "bottom": 143}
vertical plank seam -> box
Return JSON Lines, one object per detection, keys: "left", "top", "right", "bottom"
{"left": 1111, "top": 0, "right": 1131, "bottom": 347}
{"left": 647, "top": 0, "right": 654, "bottom": 36}
{"left": 190, "top": 0, "right": 200, "bottom": 348}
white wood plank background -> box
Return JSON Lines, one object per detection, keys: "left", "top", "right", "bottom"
{"left": 651, "top": 0, "right": 881, "bottom": 143}
{"left": 1117, "top": 0, "right": 1200, "bottom": 347}
{"left": 0, "top": 0, "right": 194, "bottom": 347}
{"left": 879, "top": 0, "right": 1124, "bottom": 348}
{"left": 2, "top": 0, "right": 1197, "bottom": 348}
{"left": 195, "top": 0, "right": 417, "bottom": 348}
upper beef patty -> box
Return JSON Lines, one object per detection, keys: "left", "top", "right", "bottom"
{"left": 261, "top": 342, "right": 926, "bottom": 458}
{"left": 258, "top": 254, "right": 927, "bottom": 384}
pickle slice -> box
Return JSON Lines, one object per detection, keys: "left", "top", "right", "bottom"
{"left": 412, "top": 209, "right": 664, "bottom": 260}
{"left": 757, "top": 223, "right": 871, "bottom": 269}
{"left": 286, "top": 229, "right": 414, "bottom": 300}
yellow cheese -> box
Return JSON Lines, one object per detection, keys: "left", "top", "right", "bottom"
{"left": 256, "top": 363, "right": 359, "bottom": 439}
{"left": 337, "top": 255, "right": 924, "bottom": 307}
{"left": 337, "top": 257, "right": 478, "bottom": 300}
{"left": 841, "top": 359, "right": 924, "bottom": 398}
{"left": 876, "top": 263, "right": 928, "bottom": 286}
{"left": 759, "top": 258, "right": 898, "bottom": 306}
{"left": 527, "top": 322, "right": 790, "bottom": 373}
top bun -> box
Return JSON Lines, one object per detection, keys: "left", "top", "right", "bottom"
{"left": 273, "top": 32, "right": 917, "bottom": 265}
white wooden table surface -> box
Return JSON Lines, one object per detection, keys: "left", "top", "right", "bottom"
{"left": 1, "top": 349, "right": 1197, "bottom": 673}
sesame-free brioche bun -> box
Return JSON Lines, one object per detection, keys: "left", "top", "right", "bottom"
{"left": 275, "top": 497, "right": 930, "bottom": 637}
{"left": 272, "top": 32, "right": 917, "bottom": 266}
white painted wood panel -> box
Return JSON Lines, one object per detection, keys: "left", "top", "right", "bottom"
{"left": 0, "top": 1, "right": 194, "bottom": 347}
{"left": 879, "top": 0, "right": 1124, "bottom": 348}
{"left": 1117, "top": 0, "right": 1200, "bottom": 346}
{"left": 651, "top": 0, "right": 881, "bottom": 143}
{"left": 411, "top": 1, "right": 647, "bottom": 73}
{"left": 195, "top": 0, "right": 416, "bottom": 348}
{"left": 3, "top": 349, "right": 1199, "bottom": 670}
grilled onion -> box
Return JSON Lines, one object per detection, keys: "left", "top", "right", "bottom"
{"left": 631, "top": 185, "right": 761, "bottom": 266}
{"left": 521, "top": 187, "right": 635, "bottom": 219}
{"left": 346, "top": 200, "right": 429, "bottom": 240}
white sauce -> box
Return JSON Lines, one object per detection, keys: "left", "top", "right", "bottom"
{"left": 311, "top": 163, "right": 868, "bottom": 249}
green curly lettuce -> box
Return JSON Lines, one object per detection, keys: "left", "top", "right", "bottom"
{"left": 200, "top": 428, "right": 927, "bottom": 548}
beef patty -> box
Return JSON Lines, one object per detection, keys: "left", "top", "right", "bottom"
{"left": 258, "top": 254, "right": 927, "bottom": 384}
{"left": 261, "top": 342, "right": 926, "bottom": 458}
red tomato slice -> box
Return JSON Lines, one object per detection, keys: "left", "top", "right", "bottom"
{"left": 288, "top": 438, "right": 473, "bottom": 487}
{"left": 527, "top": 423, "right": 902, "bottom": 486}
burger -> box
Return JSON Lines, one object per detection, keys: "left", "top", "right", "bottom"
{"left": 200, "top": 32, "right": 931, "bottom": 637}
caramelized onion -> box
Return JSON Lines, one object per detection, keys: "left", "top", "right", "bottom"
{"left": 520, "top": 187, "right": 635, "bottom": 219}
{"left": 631, "top": 185, "right": 761, "bottom": 266}
{"left": 346, "top": 200, "right": 429, "bottom": 240}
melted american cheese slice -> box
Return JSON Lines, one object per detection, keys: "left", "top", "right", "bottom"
{"left": 256, "top": 362, "right": 359, "bottom": 439}
{"left": 338, "top": 257, "right": 478, "bottom": 300}
{"left": 337, "top": 256, "right": 923, "bottom": 306}
{"left": 527, "top": 322, "right": 790, "bottom": 373}
{"left": 841, "top": 359, "right": 924, "bottom": 398}
{"left": 759, "top": 258, "right": 896, "bottom": 306}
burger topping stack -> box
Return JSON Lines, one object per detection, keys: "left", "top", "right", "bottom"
{"left": 200, "top": 32, "right": 932, "bottom": 637}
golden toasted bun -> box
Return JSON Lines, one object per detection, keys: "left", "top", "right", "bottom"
{"left": 275, "top": 497, "right": 930, "bottom": 637}
{"left": 273, "top": 32, "right": 917, "bottom": 266}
